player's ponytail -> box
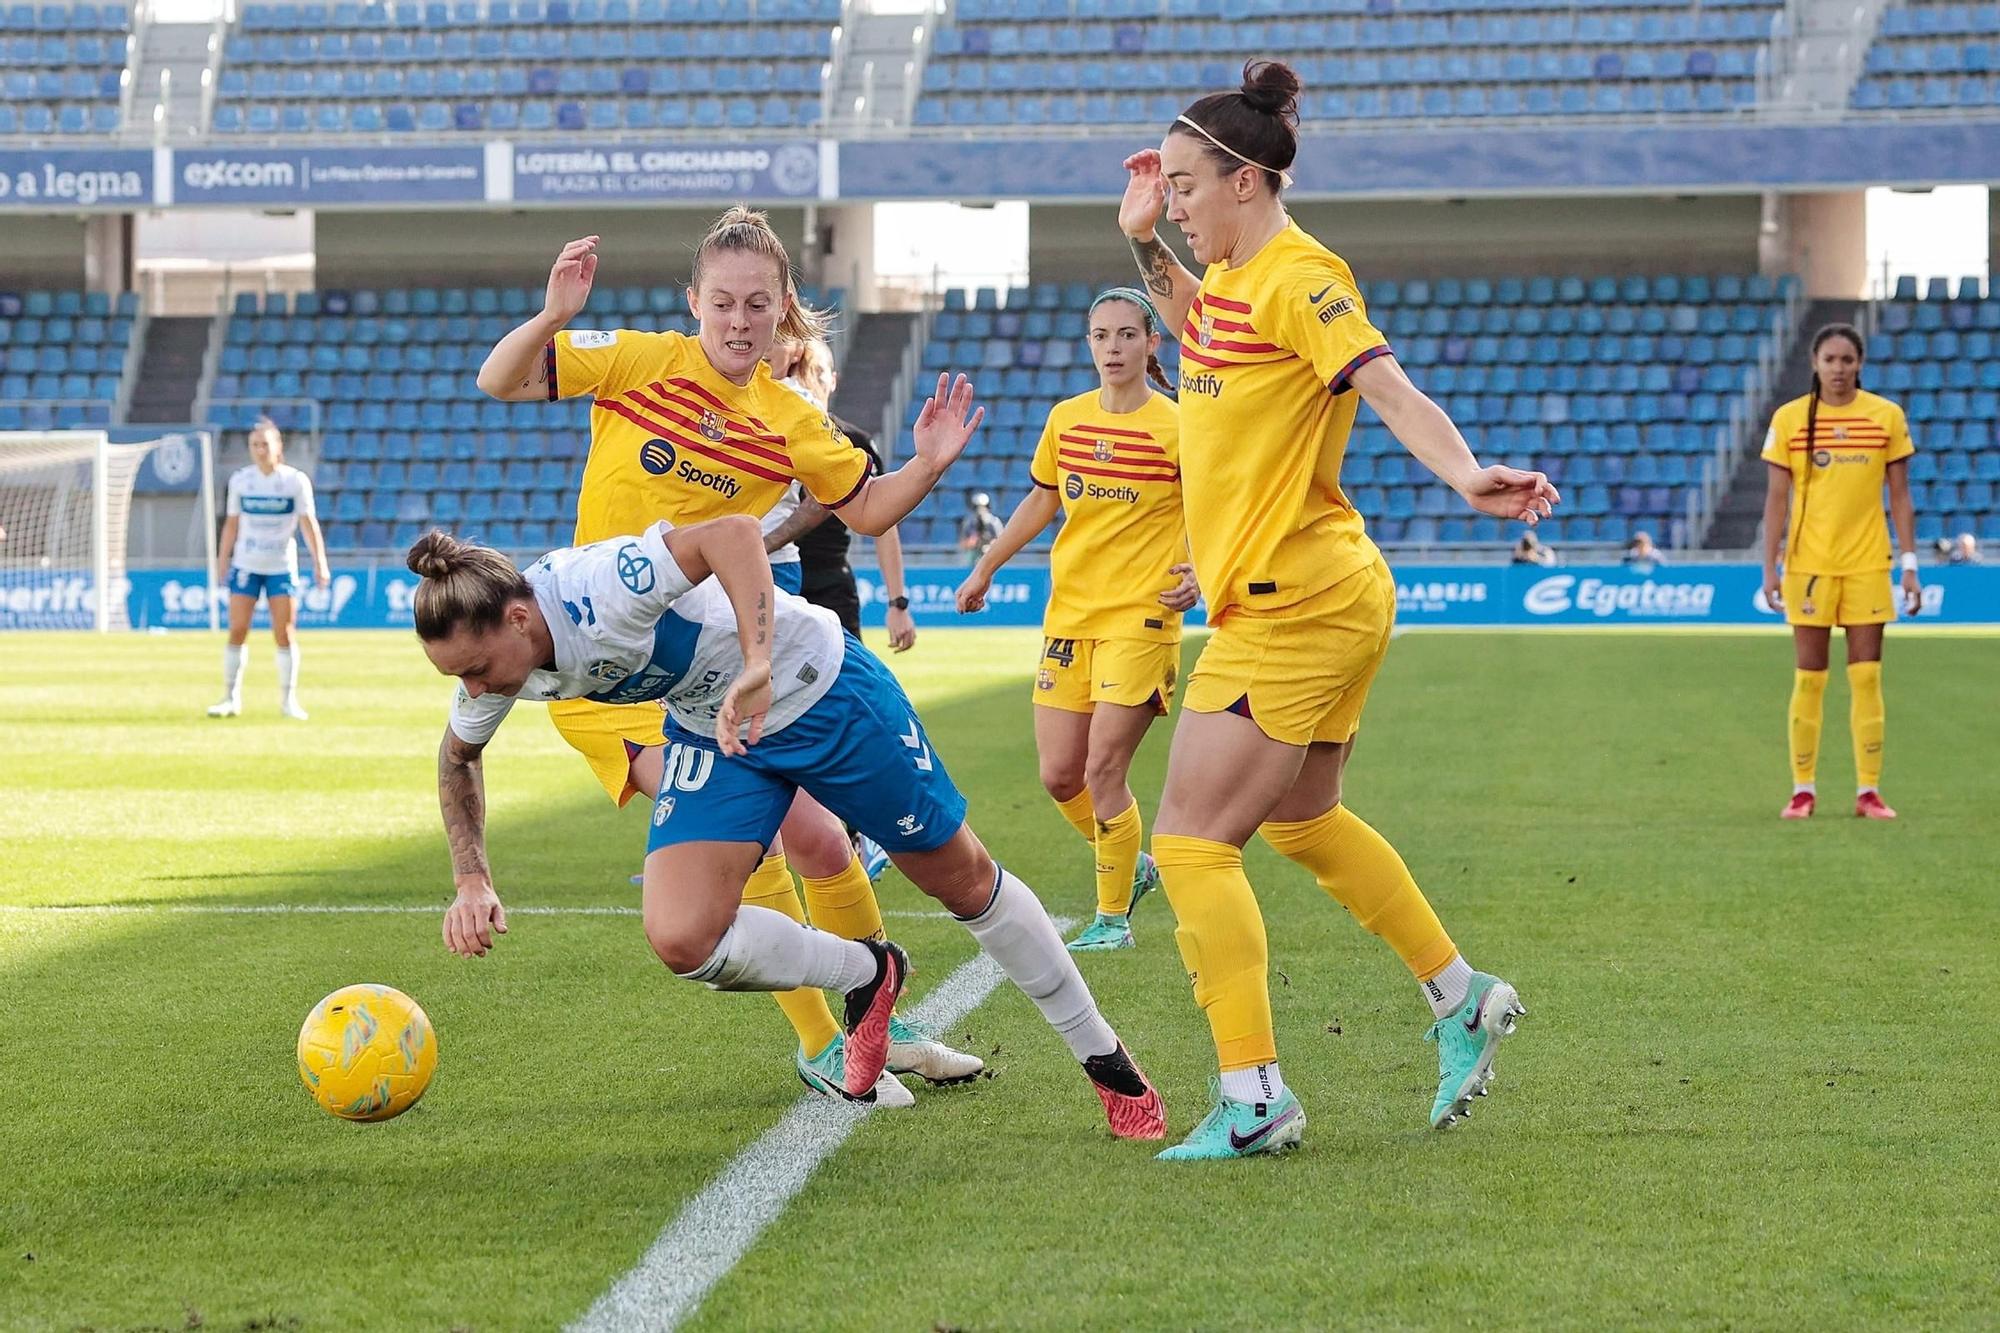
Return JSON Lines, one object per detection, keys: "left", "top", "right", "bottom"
{"left": 693, "top": 205, "right": 832, "bottom": 346}
{"left": 406, "top": 530, "right": 532, "bottom": 641}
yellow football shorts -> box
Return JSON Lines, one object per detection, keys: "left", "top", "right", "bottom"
{"left": 1032, "top": 634, "right": 1179, "bottom": 715}
{"left": 548, "top": 697, "right": 669, "bottom": 806}
{"left": 1781, "top": 570, "right": 1895, "bottom": 628}
{"left": 1184, "top": 557, "right": 1397, "bottom": 746}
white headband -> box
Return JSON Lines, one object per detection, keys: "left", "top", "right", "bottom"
{"left": 1175, "top": 114, "right": 1296, "bottom": 190}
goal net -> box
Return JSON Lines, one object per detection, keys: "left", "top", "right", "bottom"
{"left": 0, "top": 432, "right": 213, "bottom": 631}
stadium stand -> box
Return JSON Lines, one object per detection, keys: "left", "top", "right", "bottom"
{"left": 919, "top": 0, "right": 1778, "bottom": 127}
{"left": 0, "top": 4, "right": 130, "bottom": 138}
{"left": 216, "top": 282, "right": 843, "bottom": 553}
{"left": 0, "top": 289, "right": 138, "bottom": 431}
{"left": 1853, "top": 0, "right": 2000, "bottom": 110}
{"left": 898, "top": 272, "right": 1799, "bottom": 551}
{"left": 211, "top": 0, "right": 837, "bottom": 136}
{"left": 1869, "top": 276, "right": 2000, "bottom": 544}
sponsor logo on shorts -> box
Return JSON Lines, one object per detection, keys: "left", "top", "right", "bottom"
{"left": 652, "top": 796, "right": 674, "bottom": 825}
{"left": 896, "top": 813, "right": 926, "bottom": 837}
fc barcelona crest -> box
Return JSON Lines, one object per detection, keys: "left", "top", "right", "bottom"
{"left": 1197, "top": 313, "right": 1215, "bottom": 348}
{"left": 1093, "top": 439, "right": 1114, "bottom": 462}
{"left": 1036, "top": 669, "right": 1056, "bottom": 691}
{"left": 699, "top": 409, "right": 726, "bottom": 442}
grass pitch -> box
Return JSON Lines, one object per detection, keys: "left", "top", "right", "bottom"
{"left": 3, "top": 626, "right": 1997, "bottom": 1331}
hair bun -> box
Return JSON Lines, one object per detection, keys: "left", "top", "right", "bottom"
{"left": 406, "top": 529, "right": 465, "bottom": 579}
{"left": 1240, "top": 59, "right": 1301, "bottom": 123}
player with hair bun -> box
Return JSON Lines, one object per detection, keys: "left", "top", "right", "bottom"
{"left": 411, "top": 518, "right": 1167, "bottom": 1138}
{"left": 1120, "top": 60, "right": 1556, "bottom": 1157}
{"left": 956, "top": 289, "right": 1197, "bottom": 953}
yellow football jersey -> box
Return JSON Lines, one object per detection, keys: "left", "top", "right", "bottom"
{"left": 1176, "top": 220, "right": 1388, "bottom": 620}
{"left": 550, "top": 328, "right": 870, "bottom": 544}
{"left": 1028, "top": 389, "right": 1185, "bottom": 642}
{"left": 1760, "top": 389, "right": 1915, "bottom": 576}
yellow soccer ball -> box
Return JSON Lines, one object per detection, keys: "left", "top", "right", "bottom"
{"left": 297, "top": 984, "right": 438, "bottom": 1122}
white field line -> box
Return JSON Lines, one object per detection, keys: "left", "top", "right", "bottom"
{"left": 568, "top": 917, "right": 1075, "bottom": 1333}
{"left": 0, "top": 904, "right": 950, "bottom": 920}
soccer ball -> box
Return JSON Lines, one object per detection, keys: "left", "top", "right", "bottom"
{"left": 297, "top": 983, "right": 437, "bottom": 1122}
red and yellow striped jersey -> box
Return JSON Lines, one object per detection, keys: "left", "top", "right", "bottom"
{"left": 1177, "top": 220, "right": 1390, "bottom": 620}
{"left": 1028, "top": 389, "right": 1185, "bottom": 642}
{"left": 549, "top": 328, "right": 869, "bottom": 545}
{"left": 1760, "top": 389, "right": 1914, "bottom": 576}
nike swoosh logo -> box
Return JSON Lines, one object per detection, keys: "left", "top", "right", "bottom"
{"left": 1308, "top": 285, "right": 1332, "bottom": 304}
{"left": 1464, "top": 1002, "right": 1484, "bottom": 1035}
{"left": 1227, "top": 1102, "right": 1300, "bottom": 1151}
{"left": 1098, "top": 682, "right": 1119, "bottom": 689}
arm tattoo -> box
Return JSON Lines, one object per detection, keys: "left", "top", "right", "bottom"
{"left": 764, "top": 495, "right": 829, "bottom": 551}
{"left": 1129, "top": 234, "right": 1180, "bottom": 301}
{"left": 754, "top": 591, "right": 769, "bottom": 649}
{"left": 438, "top": 732, "right": 490, "bottom": 880}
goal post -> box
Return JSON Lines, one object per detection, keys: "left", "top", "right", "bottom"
{"left": 0, "top": 430, "right": 215, "bottom": 631}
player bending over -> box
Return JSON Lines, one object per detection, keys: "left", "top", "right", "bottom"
{"left": 411, "top": 517, "right": 1167, "bottom": 1138}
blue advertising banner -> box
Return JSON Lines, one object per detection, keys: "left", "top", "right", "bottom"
{"left": 508, "top": 141, "right": 826, "bottom": 202}
{"left": 838, "top": 121, "right": 2000, "bottom": 201}
{"left": 0, "top": 149, "right": 151, "bottom": 209}
{"left": 6, "top": 563, "right": 1998, "bottom": 633}
{"left": 167, "top": 146, "right": 485, "bottom": 206}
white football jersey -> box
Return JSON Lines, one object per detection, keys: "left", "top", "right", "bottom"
{"left": 225, "top": 464, "right": 316, "bottom": 576}
{"left": 448, "top": 522, "right": 845, "bottom": 748}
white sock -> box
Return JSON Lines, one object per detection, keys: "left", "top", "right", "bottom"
{"left": 956, "top": 866, "right": 1118, "bottom": 1062}
{"left": 1795, "top": 782, "right": 1817, "bottom": 797}
{"left": 677, "top": 904, "right": 877, "bottom": 993}
{"left": 222, "top": 643, "right": 246, "bottom": 700}
{"left": 1857, "top": 784, "right": 1878, "bottom": 797}
{"left": 1422, "top": 954, "right": 1475, "bottom": 1019}
{"left": 1220, "top": 1062, "right": 1287, "bottom": 1104}
{"left": 276, "top": 645, "right": 299, "bottom": 697}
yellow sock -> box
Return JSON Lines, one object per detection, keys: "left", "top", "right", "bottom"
{"left": 1052, "top": 789, "right": 1097, "bottom": 844}
{"left": 741, "top": 852, "right": 840, "bottom": 1054}
{"left": 1094, "top": 803, "right": 1144, "bottom": 916}
{"left": 1151, "top": 833, "right": 1275, "bottom": 1071}
{"left": 1848, "top": 660, "right": 1884, "bottom": 789}
{"left": 1260, "top": 806, "right": 1458, "bottom": 981}
{"left": 799, "top": 854, "right": 886, "bottom": 943}
{"left": 1790, "top": 668, "right": 1829, "bottom": 786}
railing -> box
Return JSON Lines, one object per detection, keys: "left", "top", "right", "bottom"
{"left": 114, "top": 312, "right": 147, "bottom": 425}
{"left": 1692, "top": 278, "right": 1807, "bottom": 547}
{"left": 820, "top": 5, "right": 847, "bottom": 132}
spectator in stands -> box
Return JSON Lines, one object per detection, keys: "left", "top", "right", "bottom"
{"left": 1624, "top": 531, "right": 1665, "bottom": 567}
{"left": 1948, "top": 532, "right": 1982, "bottom": 565}
{"left": 1760, "top": 322, "right": 1919, "bottom": 823}
{"left": 1512, "top": 531, "right": 1556, "bottom": 566}
{"left": 959, "top": 490, "right": 1004, "bottom": 557}
{"left": 207, "top": 418, "right": 330, "bottom": 722}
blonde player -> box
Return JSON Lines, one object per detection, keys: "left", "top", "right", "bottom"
{"left": 1760, "top": 323, "right": 1921, "bottom": 821}
{"left": 955, "top": 289, "right": 1197, "bottom": 952}
{"left": 1119, "top": 61, "right": 1556, "bottom": 1158}
{"left": 208, "top": 418, "right": 329, "bottom": 720}
{"left": 475, "top": 209, "right": 982, "bottom": 1100}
